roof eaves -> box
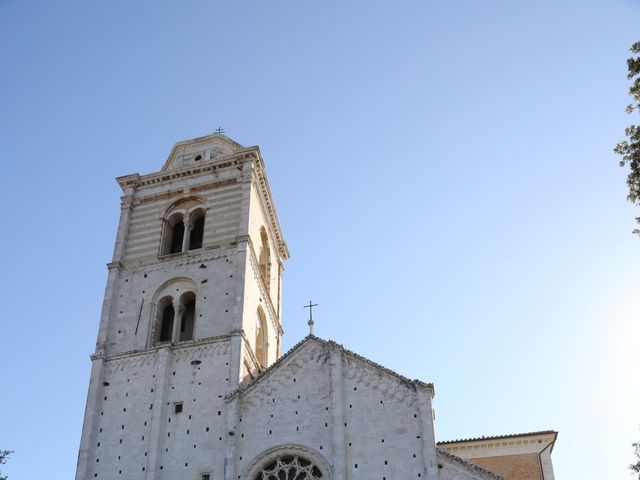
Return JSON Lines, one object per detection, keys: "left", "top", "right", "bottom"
{"left": 437, "top": 430, "right": 558, "bottom": 445}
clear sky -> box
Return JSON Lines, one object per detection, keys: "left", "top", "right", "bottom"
{"left": 1, "top": 1, "right": 639, "bottom": 478}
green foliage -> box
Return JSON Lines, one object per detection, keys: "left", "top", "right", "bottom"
{"left": 632, "top": 442, "right": 640, "bottom": 479}
{"left": 0, "top": 450, "right": 12, "bottom": 480}
{"left": 614, "top": 42, "right": 640, "bottom": 234}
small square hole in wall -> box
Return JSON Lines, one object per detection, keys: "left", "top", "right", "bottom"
{"left": 174, "top": 403, "right": 183, "bottom": 414}
{"left": 202, "top": 475, "right": 211, "bottom": 480}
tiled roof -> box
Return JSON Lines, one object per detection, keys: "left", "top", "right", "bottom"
{"left": 437, "top": 430, "right": 558, "bottom": 445}
{"left": 437, "top": 449, "right": 504, "bottom": 480}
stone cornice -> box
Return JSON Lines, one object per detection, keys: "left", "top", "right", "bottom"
{"left": 116, "top": 151, "right": 251, "bottom": 190}
{"left": 249, "top": 151, "right": 289, "bottom": 260}
{"left": 437, "top": 430, "right": 558, "bottom": 450}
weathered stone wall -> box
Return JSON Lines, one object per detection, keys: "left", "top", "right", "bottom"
{"left": 83, "top": 338, "right": 231, "bottom": 480}
{"left": 231, "top": 339, "right": 438, "bottom": 480}
{"left": 76, "top": 134, "right": 290, "bottom": 480}
{"left": 234, "top": 341, "right": 334, "bottom": 477}
{"left": 104, "top": 246, "right": 244, "bottom": 356}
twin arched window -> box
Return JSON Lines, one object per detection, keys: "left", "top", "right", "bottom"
{"left": 154, "top": 292, "right": 197, "bottom": 345}
{"left": 161, "top": 199, "right": 206, "bottom": 256}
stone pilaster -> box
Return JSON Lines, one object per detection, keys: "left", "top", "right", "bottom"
{"left": 146, "top": 346, "right": 171, "bottom": 479}
{"left": 330, "top": 347, "right": 346, "bottom": 480}
{"left": 417, "top": 387, "right": 438, "bottom": 480}
{"left": 74, "top": 356, "right": 105, "bottom": 480}
{"left": 223, "top": 397, "right": 239, "bottom": 480}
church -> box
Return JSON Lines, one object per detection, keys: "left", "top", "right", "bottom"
{"left": 75, "top": 132, "right": 558, "bottom": 480}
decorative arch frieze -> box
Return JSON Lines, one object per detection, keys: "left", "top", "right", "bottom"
{"left": 343, "top": 355, "right": 417, "bottom": 408}
{"left": 105, "top": 352, "right": 157, "bottom": 374}
{"left": 172, "top": 341, "right": 228, "bottom": 362}
{"left": 126, "top": 245, "right": 237, "bottom": 273}
{"left": 240, "top": 342, "right": 329, "bottom": 409}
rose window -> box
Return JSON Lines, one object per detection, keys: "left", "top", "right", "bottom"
{"left": 255, "top": 455, "right": 323, "bottom": 479}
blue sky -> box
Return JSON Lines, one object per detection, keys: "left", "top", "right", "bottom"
{"left": 1, "top": 1, "right": 639, "bottom": 478}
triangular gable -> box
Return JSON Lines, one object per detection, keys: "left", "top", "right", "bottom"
{"left": 226, "top": 335, "right": 434, "bottom": 403}
{"left": 161, "top": 132, "right": 244, "bottom": 171}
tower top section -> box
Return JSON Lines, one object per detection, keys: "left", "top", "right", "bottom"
{"left": 161, "top": 132, "right": 244, "bottom": 171}
{"left": 116, "top": 131, "right": 289, "bottom": 260}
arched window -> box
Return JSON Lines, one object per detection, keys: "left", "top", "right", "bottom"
{"left": 259, "top": 227, "right": 271, "bottom": 293}
{"left": 162, "top": 213, "right": 185, "bottom": 255}
{"left": 180, "top": 292, "right": 196, "bottom": 341}
{"left": 157, "top": 297, "right": 174, "bottom": 343}
{"left": 254, "top": 455, "right": 324, "bottom": 479}
{"left": 188, "top": 208, "right": 205, "bottom": 250}
{"left": 255, "top": 307, "right": 268, "bottom": 368}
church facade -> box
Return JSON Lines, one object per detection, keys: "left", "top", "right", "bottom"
{"left": 75, "top": 132, "right": 557, "bottom": 480}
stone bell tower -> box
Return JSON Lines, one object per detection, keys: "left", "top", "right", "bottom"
{"left": 75, "top": 132, "right": 289, "bottom": 480}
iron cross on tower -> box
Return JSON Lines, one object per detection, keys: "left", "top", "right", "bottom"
{"left": 303, "top": 300, "right": 318, "bottom": 336}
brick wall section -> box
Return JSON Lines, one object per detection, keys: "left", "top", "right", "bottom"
{"left": 467, "top": 453, "right": 542, "bottom": 480}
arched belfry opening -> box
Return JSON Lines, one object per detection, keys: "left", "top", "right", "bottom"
{"left": 163, "top": 213, "right": 185, "bottom": 255}
{"left": 180, "top": 291, "right": 196, "bottom": 341}
{"left": 160, "top": 198, "right": 207, "bottom": 256}
{"left": 188, "top": 208, "right": 205, "bottom": 250}
{"left": 157, "top": 297, "right": 174, "bottom": 343}
{"left": 255, "top": 307, "right": 268, "bottom": 368}
{"left": 259, "top": 227, "right": 271, "bottom": 293}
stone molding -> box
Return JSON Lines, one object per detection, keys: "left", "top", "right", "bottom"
{"left": 117, "top": 155, "right": 249, "bottom": 190}
{"left": 243, "top": 444, "right": 332, "bottom": 480}
{"left": 248, "top": 160, "right": 289, "bottom": 260}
